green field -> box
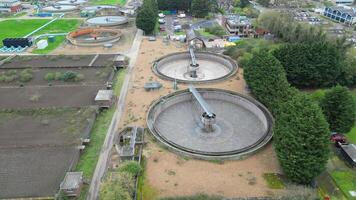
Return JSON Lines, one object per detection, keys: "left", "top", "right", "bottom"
{"left": 0, "top": 19, "right": 81, "bottom": 54}
{"left": 90, "top": 0, "right": 126, "bottom": 6}
{"left": 331, "top": 171, "right": 356, "bottom": 199}
{"left": 75, "top": 69, "right": 126, "bottom": 199}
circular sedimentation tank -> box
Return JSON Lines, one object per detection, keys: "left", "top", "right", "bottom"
{"left": 153, "top": 52, "right": 238, "bottom": 83}
{"left": 147, "top": 88, "right": 273, "bottom": 159}
{"left": 86, "top": 16, "right": 128, "bottom": 27}
{"left": 56, "top": 0, "right": 87, "bottom": 5}
{"left": 66, "top": 28, "right": 122, "bottom": 46}
{"left": 42, "top": 5, "right": 78, "bottom": 12}
{"left": 83, "top": 5, "right": 117, "bottom": 11}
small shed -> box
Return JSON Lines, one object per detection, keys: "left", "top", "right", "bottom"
{"left": 340, "top": 144, "right": 356, "bottom": 167}
{"left": 114, "top": 54, "right": 128, "bottom": 69}
{"left": 186, "top": 29, "right": 205, "bottom": 49}
{"left": 95, "top": 90, "right": 114, "bottom": 108}
{"left": 60, "top": 172, "right": 83, "bottom": 197}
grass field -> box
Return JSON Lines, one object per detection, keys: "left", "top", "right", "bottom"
{"left": 90, "top": 0, "right": 126, "bottom": 6}
{"left": 75, "top": 69, "right": 126, "bottom": 199}
{"left": 197, "top": 29, "right": 215, "bottom": 37}
{"left": 263, "top": 173, "right": 285, "bottom": 189}
{"left": 330, "top": 171, "right": 356, "bottom": 199}
{"left": 0, "top": 19, "right": 81, "bottom": 54}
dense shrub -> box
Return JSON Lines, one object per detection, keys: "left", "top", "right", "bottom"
{"left": 273, "top": 42, "right": 343, "bottom": 88}
{"left": 119, "top": 161, "right": 142, "bottom": 176}
{"left": 157, "top": 0, "right": 192, "bottom": 11}
{"left": 243, "top": 51, "right": 295, "bottom": 115}
{"left": 191, "top": 0, "right": 211, "bottom": 18}
{"left": 204, "top": 26, "right": 226, "bottom": 37}
{"left": 44, "top": 72, "right": 55, "bottom": 81}
{"left": 273, "top": 93, "right": 330, "bottom": 184}
{"left": 100, "top": 172, "right": 134, "bottom": 200}
{"left": 19, "top": 69, "right": 33, "bottom": 82}
{"left": 61, "top": 71, "right": 77, "bottom": 81}
{"left": 321, "top": 85, "right": 355, "bottom": 133}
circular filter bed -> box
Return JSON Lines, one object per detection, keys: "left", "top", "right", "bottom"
{"left": 147, "top": 88, "right": 273, "bottom": 159}
{"left": 153, "top": 52, "right": 237, "bottom": 83}
{"left": 66, "top": 28, "right": 122, "bottom": 46}
{"left": 42, "top": 5, "right": 78, "bottom": 12}
{"left": 56, "top": 0, "right": 87, "bottom": 5}
{"left": 86, "top": 16, "right": 128, "bottom": 26}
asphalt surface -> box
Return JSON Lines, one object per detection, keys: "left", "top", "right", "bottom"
{"left": 86, "top": 29, "right": 143, "bottom": 200}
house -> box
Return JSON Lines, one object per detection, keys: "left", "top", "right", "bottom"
{"left": 59, "top": 172, "right": 83, "bottom": 197}
{"left": 324, "top": 6, "right": 356, "bottom": 26}
{"left": 223, "top": 15, "right": 253, "bottom": 37}
{"left": 186, "top": 29, "right": 205, "bottom": 49}
{"left": 94, "top": 90, "right": 114, "bottom": 108}
{"left": 0, "top": 0, "right": 22, "bottom": 13}
{"left": 114, "top": 54, "right": 128, "bottom": 69}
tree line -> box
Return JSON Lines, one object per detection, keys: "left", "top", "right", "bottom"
{"left": 244, "top": 51, "right": 355, "bottom": 185}
{"left": 258, "top": 12, "right": 355, "bottom": 88}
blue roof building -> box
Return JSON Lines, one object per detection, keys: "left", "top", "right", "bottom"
{"left": 324, "top": 6, "right": 356, "bottom": 26}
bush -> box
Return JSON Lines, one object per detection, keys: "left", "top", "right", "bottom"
{"left": 100, "top": 172, "right": 134, "bottom": 200}
{"left": 74, "top": 73, "right": 85, "bottom": 82}
{"left": 243, "top": 51, "right": 295, "bottom": 115}
{"left": 273, "top": 42, "right": 343, "bottom": 88}
{"left": 204, "top": 26, "right": 226, "bottom": 37}
{"left": 60, "top": 71, "right": 77, "bottom": 82}
{"left": 321, "top": 85, "right": 355, "bottom": 133}
{"left": 273, "top": 93, "right": 330, "bottom": 184}
{"left": 119, "top": 161, "right": 142, "bottom": 176}
{"left": 44, "top": 72, "right": 55, "bottom": 81}
{"left": 19, "top": 69, "right": 33, "bottom": 82}
{"left": 54, "top": 72, "right": 62, "bottom": 80}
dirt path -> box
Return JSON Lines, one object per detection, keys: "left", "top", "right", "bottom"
{"left": 118, "top": 38, "right": 282, "bottom": 198}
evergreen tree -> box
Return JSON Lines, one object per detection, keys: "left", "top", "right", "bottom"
{"left": 321, "top": 85, "right": 355, "bottom": 133}
{"left": 136, "top": 0, "right": 157, "bottom": 34}
{"left": 191, "top": 0, "right": 211, "bottom": 18}
{"left": 244, "top": 51, "right": 295, "bottom": 115}
{"left": 274, "top": 94, "right": 330, "bottom": 184}
{"left": 273, "top": 42, "right": 343, "bottom": 88}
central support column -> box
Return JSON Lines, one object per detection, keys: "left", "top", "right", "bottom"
{"left": 189, "top": 86, "right": 216, "bottom": 132}
{"left": 188, "top": 47, "right": 199, "bottom": 78}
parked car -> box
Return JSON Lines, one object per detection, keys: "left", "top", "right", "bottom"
{"left": 158, "top": 13, "right": 165, "bottom": 18}
{"left": 158, "top": 19, "right": 165, "bottom": 24}
{"left": 330, "top": 132, "right": 348, "bottom": 147}
{"left": 159, "top": 26, "right": 165, "bottom": 31}
{"left": 177, "top": 13, "right": 186, "bottom": 18}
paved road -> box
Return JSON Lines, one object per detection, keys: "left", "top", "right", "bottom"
{"left": 86, "top": 29, "right": 143, "bottom": 200}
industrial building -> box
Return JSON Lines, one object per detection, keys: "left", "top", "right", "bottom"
{"left": 0, "top": 0, "right": 22, "bottom": 13}
{"left": 324, "top": 6, "right": 356, "bottom": 25}
{"left": 223, "top": 15, "right": 253, "bottom": 37}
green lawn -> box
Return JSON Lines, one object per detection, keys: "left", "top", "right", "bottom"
{"left": 196, "top": 29, "right": 214, "bottom": 37}
{"left": 0, "top": 19, "right": 50, "bottom": 42}
{"left": 347, "top": 91, "right": 356, "bottom": 143}
{"left": 90, "top": 0, "right": 126, "bottom": 6}
{"left": 263, "top": 173, "right": 285, "bottom": 189}
{"left": 0, "top": 19, "right": 81, "bottom": 54}
{"left": 330, "top": 170, "right": 356, "bottom": 199}
{"left": 75, "top": 69, "right": 126, "bottom": 199}
{"left": 137, "top": 157, "right": 158, "bottom": 200}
